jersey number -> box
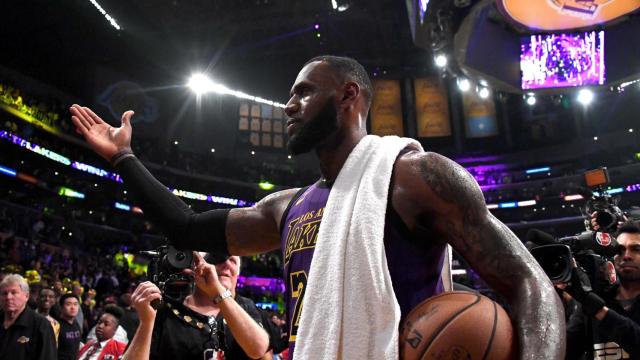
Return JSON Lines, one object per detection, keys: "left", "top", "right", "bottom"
{"left": 289, "top": 271, "right": 307, "bottom": 342}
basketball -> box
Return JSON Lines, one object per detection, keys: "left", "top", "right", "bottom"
{"left": 399, "top": 291, "right": 517, "bottom": 360}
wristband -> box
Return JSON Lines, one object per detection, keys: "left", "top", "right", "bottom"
{"left": 110, "top": 149, "right": 135, "bottom": 166}
{"left": 582, "top": 292, "right": 606, "bottom": 317}
{"left": 213, "top": 289, "right": 232, "bottom": 304}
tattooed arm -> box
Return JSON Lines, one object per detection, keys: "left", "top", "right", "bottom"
{"left": 393, "top": 151, "right": 565, "bottom": 360}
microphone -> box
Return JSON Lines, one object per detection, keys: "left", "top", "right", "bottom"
{"left": 558, "top": 232, "right": 618, "bottom": 257}
{"left": 139, "top": 250, "right": 161, "bottom": 257}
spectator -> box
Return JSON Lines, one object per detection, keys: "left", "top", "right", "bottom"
{"left": 57, "top": 293, "right": 82, "bottom": 360}
{"left": 36, "top": 287, "right": 60, "bottom": 343}
{"left": 123, "top": 253, "right": 270, "bottom": 359}
{"left": 0, "top": 274, "right": 56, "bottom": 360}
{"left": 77, "top": 305, "right": 127, "bottom": 360}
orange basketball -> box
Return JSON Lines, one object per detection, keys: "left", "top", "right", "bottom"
{"left": 399, "top": 291, "right": 517, "bottom": 360}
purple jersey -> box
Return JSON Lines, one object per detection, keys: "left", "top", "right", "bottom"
{"left": 280, "top": 180, "right": 446, "bottom": 357}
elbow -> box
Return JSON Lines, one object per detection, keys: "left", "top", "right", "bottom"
{"left": 246, "top": 334, "right": 270, "bottom": 359}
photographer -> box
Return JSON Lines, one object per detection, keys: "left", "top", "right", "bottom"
{"left": 563, "top": 221, "right": 640, "bottom": 359}
{"left": 122, "top": 252, "right": 270, "bottom": 360}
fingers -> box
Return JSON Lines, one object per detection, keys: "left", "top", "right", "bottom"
{"left": 132, "top": 282, "right": 161, "bottom": 305}
{"left": 192, "top": 251, "right": 205, "bottom": 268}
{"left": 70, "top": 105, "right": 97, "bottom": 133}
{"left": 183, "top": 268, "right": 195, "bottom": 277}
{"left": 70, "top": 105, "right": 96, "bottom": 125}
{"left": 71, "top": 115, "right": 90, "bottom": 134}
{"left": 80, "top": 106, "right": 105, "bottom": 126}
{"left": 121, "top": 110, "right": 135, "bottom": 128}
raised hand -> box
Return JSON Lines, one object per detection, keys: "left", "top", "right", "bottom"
{"left": 131, "top": 281, "right": 162, "bottom": 324}
{"left": 70, "top": 104, "right": 134, "bottom": 162}
{"left": 184, "top": 252, "right": 226, "bottom": 298}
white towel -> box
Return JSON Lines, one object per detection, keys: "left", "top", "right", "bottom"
{"left": 293, "top": 135, "right": 450, "bottom": 360}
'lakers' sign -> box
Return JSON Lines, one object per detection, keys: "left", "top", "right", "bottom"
{"left": 498, "top": 0, "right": 640, "bottom": 30}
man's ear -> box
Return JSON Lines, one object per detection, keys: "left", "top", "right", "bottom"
{"left": 340, "top": 81, "right": 360, "bottom": 108}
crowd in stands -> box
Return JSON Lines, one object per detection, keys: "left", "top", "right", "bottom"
{"left": 0, "top": 194, "right": 287, "bottom": 342}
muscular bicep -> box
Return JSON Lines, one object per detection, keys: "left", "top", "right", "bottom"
{"left": 226, "top": 189, "right": 298, "bottom": 256}
{"left": 408, "top": 152, "right": 539, "bottom": 296}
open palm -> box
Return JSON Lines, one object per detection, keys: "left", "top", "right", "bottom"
{"left": 70, "top": 104, "right": 134, "bottom": 161}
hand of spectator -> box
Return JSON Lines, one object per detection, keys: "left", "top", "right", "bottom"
{"left": 184, "top": 252, "right": 226, "bottom": 299}
{"left": 131, "top": 281, "right": 162, "bottom": 324}
{"left": 70, "top": 105, "right": 134, "bottom": 162}
{"left": 566, "top": 264, "right": 606, "bottom": 317}
{"left": 590, "top": 211, "right": 601, "bottom": 231}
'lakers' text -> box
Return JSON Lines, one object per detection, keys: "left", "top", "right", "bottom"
{"left": 284, "top": 207, "right": 325, "bottom": 264}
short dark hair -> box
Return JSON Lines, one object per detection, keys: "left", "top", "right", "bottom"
{"left": 304, "top": 55, "right": 373, "bottom": 107}
{"left": 59, "top": 293, "right": 79, "bottom": 306}
{"left": 103, "top": 304, "right": 124, "bottom": 321}
{"left": 616, "top": 220, "right": 640, "bottom": 237}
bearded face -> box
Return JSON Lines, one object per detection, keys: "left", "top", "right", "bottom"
{"left": 287, "top": 97, "right": 339, "bottom": 155}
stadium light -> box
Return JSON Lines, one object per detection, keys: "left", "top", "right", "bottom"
{"left": 434, "top": 54, "right": 447, "bottom": 68}
{"left": 187, "top": 73, "right": 286, "bottom": 107}
{"left": 259, "top": 181, "right": 275, "bottom": 191}
{"left": 457, "top": 78, "right": 471, "bottom": 92}
{"left": 478, "top": 87, "right": 490, "bottom": 99}
{"left": 88, "top": 0, "right": 121, "bottom": 30}
{"left": 188, "top": 74, "right": 215, "bottom": 96}
{"left": 526, "top": 95, "right": 536, "bottom": 106}
{"left": 577, "top": 89, "right": 594, "bottom": 105}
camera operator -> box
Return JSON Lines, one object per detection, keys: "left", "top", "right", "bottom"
{"left": 122, "top": 252, "right": 270, "bottom": 360}
{"left": 562, "top": 221, "right": 640, "bottom": 359}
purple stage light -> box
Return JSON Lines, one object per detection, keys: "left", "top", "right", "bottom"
{"left": 314, "top": 24, "right": 320, "bottom": 30}
{"left": 520, "top": 30, "right": 605, "bottom": 90}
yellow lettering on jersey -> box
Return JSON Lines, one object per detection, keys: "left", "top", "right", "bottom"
{"left": 284, "top": 207, "right": 324, "bottom": 264}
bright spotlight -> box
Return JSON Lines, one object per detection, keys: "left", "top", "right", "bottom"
{"left": 526, "top": 96, "right": 536, "bottom": 106}
{"left": 434, "top": 54, "right": 447, "bottom": 67}
{"left": 457, "top": 78, "right": 470, "bottom": 92}
{"left": 188, "top": 74, "right": 214, "bottom": 95}
{"left": 187, "top": 73, "right": 286, "bottom": 107}
{"left": 478, "top": 87, "right": 490, "bottom": 99}
{"left": 577, "top": 89, "right": 594, "bottom": 105}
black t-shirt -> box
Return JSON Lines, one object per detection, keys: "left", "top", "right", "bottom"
{"left": 57, "top": 319, "right": 82, "bottom": 360}
{"left": 0, "top": 306, "right": 57, "bottom": 360}
{"left": 566, "top": 287, "right": 640, "bottom": 359}
{"left": 149, "top": 296, "right": 268, "bottom": 360}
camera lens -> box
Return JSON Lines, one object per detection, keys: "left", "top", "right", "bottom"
{"left": 595, "top": 211, "right": 616, "bottom": 229}
{"left": 538, "top": 255, "right": 568, "bottom": 280}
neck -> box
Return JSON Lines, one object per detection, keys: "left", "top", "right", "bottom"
{"left": 62, "top": 315, "right": 76, "bottom": 324}
{"left": 618, "top": 279, "right": 640, "bottom": 300}
{"left": 37, "top": 308, "right": 49, "bottom": 315}
{"left": 3, "top": 305, "right": 25, "bottom": 328}
{"left": 184, "top": 290, "right": 219, "bottom": 315}
{"left": 316, "top": 125, "right": 367, "bottom": 183}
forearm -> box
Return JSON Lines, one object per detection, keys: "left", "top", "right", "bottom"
{"left": 114, "top": 155, "right": 229, "bottom": 254}
{"left": 510, "top": 274, "right": 566, "bottom": 360}
{"left": 121, "top": 320, "right": 155, "bottom": 360}
{"left": 218, "top": 297, "right": 270, "bottom": 359}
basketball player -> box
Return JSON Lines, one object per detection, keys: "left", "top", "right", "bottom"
{"left": 70, "top": 55, "right": 564, "bottom": 359}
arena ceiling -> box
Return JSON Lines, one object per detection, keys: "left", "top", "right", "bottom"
{"left": 1, "top": 0, "right": 476, "bottom": 102}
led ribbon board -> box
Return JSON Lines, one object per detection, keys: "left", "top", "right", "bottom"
{"left": 1, "top": 130, "right": 253, "bottom": 206}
